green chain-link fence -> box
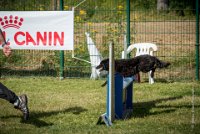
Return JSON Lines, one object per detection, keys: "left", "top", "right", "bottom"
{"left": 0, "top": 0, "right": 199, "bottom": 81}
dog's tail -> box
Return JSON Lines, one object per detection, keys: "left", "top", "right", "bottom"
{"left": 155, "top": 58, "right": 170, "bottom": 68}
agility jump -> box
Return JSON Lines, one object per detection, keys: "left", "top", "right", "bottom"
{"left": 97, "top": 41, "right": 134, "bottom": 126}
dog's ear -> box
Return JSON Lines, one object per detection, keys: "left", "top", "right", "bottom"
{"left": 99, "top": 58, "right": 108, "bottom": 62}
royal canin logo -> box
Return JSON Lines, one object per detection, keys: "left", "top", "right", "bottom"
{"left": 0, "top": 15, "right": 64, "bottom": 47}
{"left": 0, "top": 15, "right": 24, "bottom": 29}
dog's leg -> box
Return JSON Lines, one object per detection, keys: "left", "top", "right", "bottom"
{"left": 149, "top": 69, "right": 155, "bottom": 84}
{"left": 101, "top": 81, "right": 107, "bottom": 87}
{"left": 151, "top": 68, "right": 155, "bottom": 78}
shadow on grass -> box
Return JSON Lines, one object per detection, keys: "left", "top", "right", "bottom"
{"left": 1, "top": 106, "right": 87, "bottom": 127}
{"left": 131, "top": 96, "right": 199, "bottom": 118}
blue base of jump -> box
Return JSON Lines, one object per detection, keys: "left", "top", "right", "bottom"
{"left": 97, "top": 73, "right": 134, "bottom": 126}
{"left": 97, "top": 113, "right": 113, "bottom": 126}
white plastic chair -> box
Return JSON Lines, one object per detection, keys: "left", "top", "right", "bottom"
{"left": 85, "top": 32, "right": 103, "bottom": 79}
{"left": 122, "top": 43, "right": 157, "bottom": 84}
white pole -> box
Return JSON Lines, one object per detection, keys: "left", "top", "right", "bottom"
{"left": 124, "top": 34, "right": 127, "bottom": 59}
{"left": 109, "top": 41, "right": 115, "bottom": 122}
{"left": 73, "top": 0, "right": 87, "bottom": 9}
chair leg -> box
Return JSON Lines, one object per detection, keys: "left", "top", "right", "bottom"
{"left": 91, "top": 66, "right": 98, "bottom": 79}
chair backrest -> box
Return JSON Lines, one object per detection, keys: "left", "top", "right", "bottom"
{"left": 85, "top": 32, "right": 103, "bottom": 79}
{"left": 127, "top": 43, "right": 157, "bottom": 56}
{"left": 85, "top": 32, "right": 103, "bottom": 66}
{"left": 122, "top": 43, "right": 157, "bottom": 59}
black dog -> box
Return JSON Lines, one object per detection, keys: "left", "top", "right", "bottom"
{"left": 96, "top": 54, "right": 170, "bottom": 80}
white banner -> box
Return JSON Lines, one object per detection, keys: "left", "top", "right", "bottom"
{"left": 0, "top": 11, "right": 74, "bottom": 50}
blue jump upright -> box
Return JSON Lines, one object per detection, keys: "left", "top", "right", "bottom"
{"left": 97, "top": 73, "right": 134, "bottom": 126}
{"left": 114, "top": 73, "right": 134, "bottom": 119}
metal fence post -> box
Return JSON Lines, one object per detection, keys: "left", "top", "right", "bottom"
{"left": 59, "top": 0, "right": 64, "bottom": 79}
{"left": 126, "top": 0, "right": 130, "bottom": 58}
{"left": 196, "top": 0, "right": 199, "bottom": 80}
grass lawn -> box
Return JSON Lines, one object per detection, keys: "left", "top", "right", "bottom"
{"left": 0, "top": 77, "right": 200, "bottom": 134}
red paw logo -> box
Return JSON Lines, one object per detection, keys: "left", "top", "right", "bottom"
{"left": 0, "top": 15, "right": 24, "bottom": 29}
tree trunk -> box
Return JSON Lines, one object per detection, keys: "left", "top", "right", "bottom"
{"left": 157, "top": 0, "right": 169, "bottom": 11}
